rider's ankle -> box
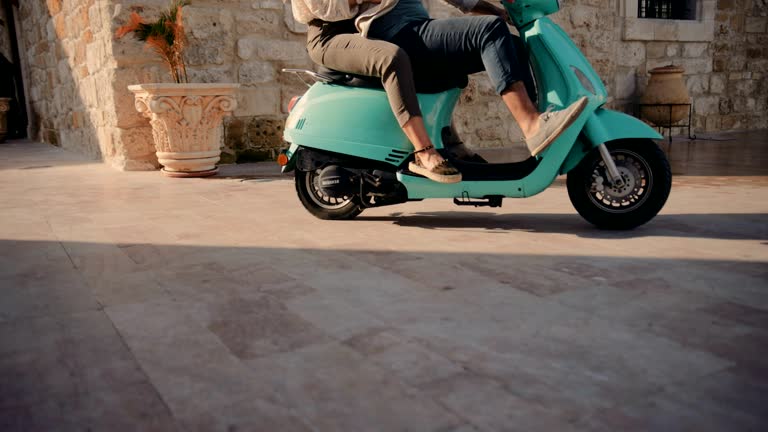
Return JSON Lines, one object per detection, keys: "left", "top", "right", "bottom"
{"left": 522, "top": 121, "right": 540, "bottom": 139}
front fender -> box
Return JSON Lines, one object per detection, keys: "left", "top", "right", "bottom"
{"left": 560, "top": 108, "right": 663, "bottom": 174}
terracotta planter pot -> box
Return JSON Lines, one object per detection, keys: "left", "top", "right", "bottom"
{"left": 0, "top": 98, "right": 10, "bottom": 143}
{"left": 129, "top": 83, "right": 239, "bottom": 177}
{"left": 640, "top": 65, "right": 690, "bottom": 127}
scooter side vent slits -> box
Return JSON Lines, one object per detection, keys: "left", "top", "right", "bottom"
{"left": 295, "top": 118, "right": 307, "bottom": 130}
{"left": 386, "top": 149, "right": 408, "bottom": 163}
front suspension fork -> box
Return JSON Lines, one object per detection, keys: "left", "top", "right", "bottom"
{"left": 598, "top": 144, "right": 624, "bottom": 187}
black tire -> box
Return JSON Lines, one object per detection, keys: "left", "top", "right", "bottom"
{"left": 294, "top": 169, "right": 364, "bottom": 220}
{"left": 567, "top": 139, "right": 671, "bottom": 230}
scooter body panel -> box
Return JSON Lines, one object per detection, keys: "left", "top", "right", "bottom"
{"left": 284, "top": 83, "right": 460, "bottom": 166}
{"left": 398, "top": 105, "right": 591, "bottom": 198}
{"left": 522, "top": 18, "right": 608, "bottom": 111}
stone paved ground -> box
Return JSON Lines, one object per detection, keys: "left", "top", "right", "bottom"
{"left": 0, "top": 138, "right": 767, "bottom": 431}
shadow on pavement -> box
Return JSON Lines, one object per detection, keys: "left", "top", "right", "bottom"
{"left": 358, "top": 212, "right": 768, "bottom": 241}
{"left": 1, "top": 239, "right": 767, "bottom": 430}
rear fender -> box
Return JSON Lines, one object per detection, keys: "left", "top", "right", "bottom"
{"left": 559, "top": 108, "right": 663, "bottom": 175}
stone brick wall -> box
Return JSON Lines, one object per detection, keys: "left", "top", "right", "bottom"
{"left": 14, "top": 0, "right": 768, "bottom": 169}
{"left": 711, "top": 0, "right": 768, "bottom": 131}
{"left": 610, "top": 0, "right": 767, "bottom": 136}
{"left": 16, "top": 0, "right": 158, "bottom": 169}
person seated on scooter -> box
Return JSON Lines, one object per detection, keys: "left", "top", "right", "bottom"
{"left": 362, "top": 0, "right": 589, "bottom": 158}
{"left": 290, "top": 0, "right": 463, "bottom": 184}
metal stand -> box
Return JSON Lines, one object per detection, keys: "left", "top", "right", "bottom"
{"left": 638, "top": 103, "right": 696, "bottom": 144}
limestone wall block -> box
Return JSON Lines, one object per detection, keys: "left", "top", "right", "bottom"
{"left": 86, "top": 39, "right": 105, "bottom": 74}
{"left": 79, "top": 75, "right": 99, "bottom": 108}
{"left": 114, "top": 127, "right": 159, "bottom": 169}
{"left": 745, "top": 17, "right": 767, "bottom": 33}
{"left": 88, "top": 2, "right": 103, "bottom": 33}
{"left": 616, "top": 42, "right": 645, "bottom": 67}
{"left": 570, "top": 8, "right": 598, "bottom": 29}
{"left": 646, "top": 42, "right": 667, "bottom": 59}
{"left": 677, "top": 21, "right": 715, "bottom": 41}
{"left": 184, "top": 8, "right": 236, "bottom": 66}
{"left": 589, "top": 31, "right": 615, "bottom": 54}
{"left": 239, "top": 60, "right": 276, "bottom": 85}
{"left": 186, "top": 7, "right": 234, "bottom": 40}
{"left": 236, "top": 10, "right": 281, "bottom": 35}
{"left": 614, "top": 67, "right": 637, "bottom": 100}
{"left": 747, "top": 59, "right": 768, "bottom": 73}
{"left": 186, "top": 66, "right": 236, "bottom": 84}
{"left": 694, "top": 95, "right": 720, "bottom": 115}
{"left": 702, "top": 0, "right": 717, "bottom": 20}
{"left": 730, "top": 79, "right": 758, "bottom": 96}
{"left": 237, "top": 37, "right": 306, "bottom": 61}
{"left": 185, "top": 40, "right": 234, "bottom": 66}
{"left": 709, "top": 74, "right": 726, "bottom": 93}
{"left": 236, "top": 86, "right": 280, "bottom": 117}
{"left": 655, "top": 22, "right": 679, "bottom": 41}
{"left": 623, "top": 19, "right": 654, "bottom": 41}
{"left": 683, "top": 42, "right": 709, "bottom": 58}
{"left": 666, "top": 44, "right": 679, "bottom": 57}
{"left": 726, "top": 56, "right": 747, "bottom": 71}
{"left": 255, "top": 0, "right": 283, "bottom": 9}
{"left": 685, "top": 74, "right": 709, "bottom": 94}
{"left": 721, "top": 114, "right": 745, "bottom": 130}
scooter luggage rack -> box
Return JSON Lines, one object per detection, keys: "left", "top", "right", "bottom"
{"left": 638, "top": 103, "right": 696, "bottom": 144}
{"left": 281, "top": 68, "right": 334, "bottom": 87}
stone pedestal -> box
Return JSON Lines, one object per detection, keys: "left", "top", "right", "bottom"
{"left": 0, "top": 98, "right": 10, "bottom": 143}
{"left": 129, "top": 83, "right": 239, "bottom": 177}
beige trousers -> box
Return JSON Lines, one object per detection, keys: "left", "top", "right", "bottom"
{"left": 306, "top": 20, "right": 421, "bottom": 127}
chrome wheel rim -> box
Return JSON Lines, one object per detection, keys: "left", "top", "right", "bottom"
{"left": 587, "top": 150, "right": 653, "bottom": 214}
{"left": 305, "top": 170, "right": 354, "bottom": 210}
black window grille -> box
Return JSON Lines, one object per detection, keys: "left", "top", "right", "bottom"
{"left": 638, "top": 0, "right": 696, "bottom": 20}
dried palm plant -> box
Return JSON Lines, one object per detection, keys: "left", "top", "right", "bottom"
{"left": 116, "top": 0, "right": 191, "bottom": 83}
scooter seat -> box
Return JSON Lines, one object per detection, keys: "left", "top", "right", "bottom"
{"left": 316, "top": 66, "right": 468, "bottom": 94}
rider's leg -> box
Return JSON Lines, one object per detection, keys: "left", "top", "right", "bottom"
{"left": 408, "top": 16, "right": 587, "bottom": 155}
{"left": 306, "top": 21, "right": 460, "bottom": 181}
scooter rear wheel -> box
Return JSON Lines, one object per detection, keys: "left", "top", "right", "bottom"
{"left": 567, "top": 139, "right": 671, "bottom": 230}
{"left": 295, "top": 170, "right": 364, "bottom": 220}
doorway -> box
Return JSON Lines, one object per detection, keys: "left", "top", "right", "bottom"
{"left": 1, "top": 0, "right": 28, "bottom": 140}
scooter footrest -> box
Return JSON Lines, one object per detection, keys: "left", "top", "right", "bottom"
{"left": 453, "top": 195, "right": 503, "bottom": 208}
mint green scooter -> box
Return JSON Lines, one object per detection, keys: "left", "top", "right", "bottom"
{"left": 279, "top": 0, "right": 671, "bottom": 229}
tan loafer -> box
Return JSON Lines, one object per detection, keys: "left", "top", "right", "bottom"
{"left": 526, "top": 96, "right": 588, "bottom": 156}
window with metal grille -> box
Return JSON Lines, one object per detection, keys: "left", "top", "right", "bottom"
{"left": 638, "top": 0, "right": 696, "bottom": 20}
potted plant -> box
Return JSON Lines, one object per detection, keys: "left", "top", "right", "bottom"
{"left": 117, "top": 0, "right": 239, "bottom": 177}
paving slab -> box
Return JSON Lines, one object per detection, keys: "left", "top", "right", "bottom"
{"left": 0, "top": 136, "right": 767, "bottom": 431}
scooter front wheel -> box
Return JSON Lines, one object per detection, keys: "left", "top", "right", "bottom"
{"left": 295, "top": 170, "right": 364, "bottom": 220}
{"left": 567, "top": 139, "right": 672, "bottom": 230}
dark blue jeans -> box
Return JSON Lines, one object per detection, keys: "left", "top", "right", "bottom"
{"left": 388, "top": 16, "right": 536, "bottom": 100}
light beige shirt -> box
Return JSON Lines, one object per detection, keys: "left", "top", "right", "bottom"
{"left": 289, "top": 0, "right": 479, "bottom": 37}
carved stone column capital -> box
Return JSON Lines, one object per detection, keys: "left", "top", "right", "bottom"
{"left": 129, "top": 84, "right": 240, "bottom": 176}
